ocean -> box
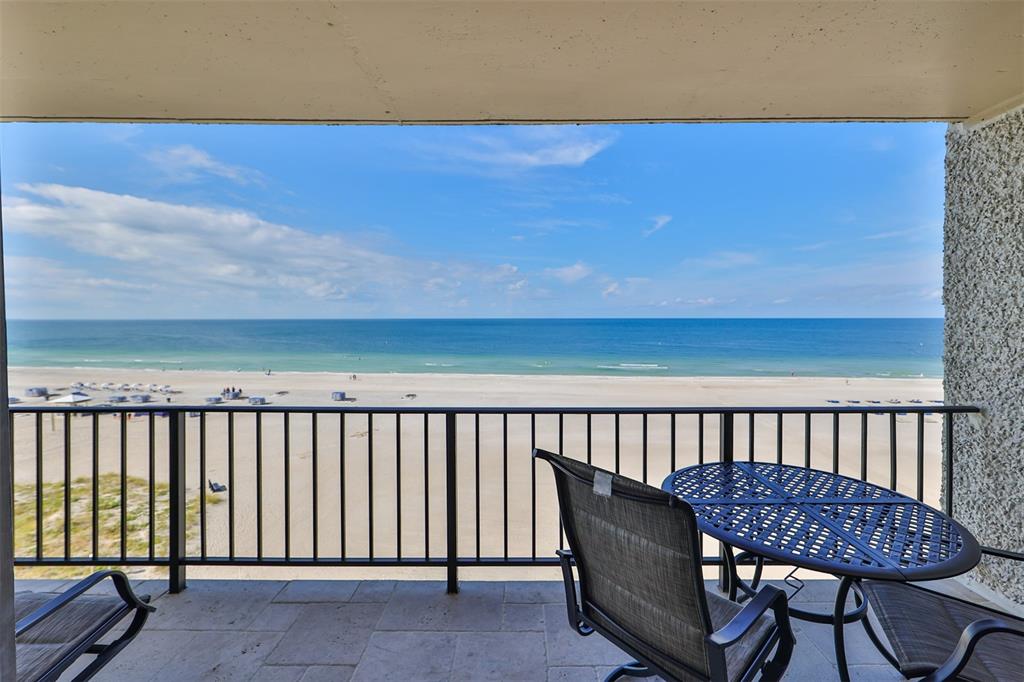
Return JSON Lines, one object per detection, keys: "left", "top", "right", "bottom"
{"left": 6, "top": 319, "right": 943, "bottom": 378}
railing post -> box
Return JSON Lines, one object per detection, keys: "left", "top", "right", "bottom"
{"left": 445, "top": 412, "right": 459, "bottom": 594}
{"left": 718, "top": 413, "right": 734, "bottom": 593}
{"left": 168, "top": 409, "right": 187, "bottom": 593}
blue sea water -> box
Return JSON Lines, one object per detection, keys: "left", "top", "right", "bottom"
{"left": 6, "top": 319, "right": 942, "bottom": 378}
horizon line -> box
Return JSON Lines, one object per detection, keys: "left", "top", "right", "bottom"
{"left": 7, "top": 316, "right": 945, "bottom": 322}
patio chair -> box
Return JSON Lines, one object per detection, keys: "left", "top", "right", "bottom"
{"left": 859, "top": 548, "right": 1024, "bottom": 682}
{"left": 535, "top": 449, "right": 795, "bottom": 682}
{"left": 15, "top": 570, "right": 155, "bottom": 681}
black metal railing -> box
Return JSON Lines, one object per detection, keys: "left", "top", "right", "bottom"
{"left": 9, "top": 404, "right": 979, "bottom": 593}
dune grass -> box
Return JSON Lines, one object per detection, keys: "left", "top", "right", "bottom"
{"left": 13, "top": 473, "right": 215, "bottom": 579}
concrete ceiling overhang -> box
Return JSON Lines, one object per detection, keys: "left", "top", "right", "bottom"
{"left": 1, "top": 0, "right": 1022, "bottom": 124}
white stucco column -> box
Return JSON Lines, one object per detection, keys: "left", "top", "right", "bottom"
{"left": 943, "top": 106, "right": 1024, "bottom": 605}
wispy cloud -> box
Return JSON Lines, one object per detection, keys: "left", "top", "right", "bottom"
{"left": 417, "top": 127, "right": 615, "bottom": 174}
{"left": 682, "top": 251, "right": 758, "bottom": 270}
{"left": 794, "top": 241, "right": 832, "bottom": 252}
{"left": 1, "top": 184, "right": 535, "bottom": 316}
{"left": 513, "top": 217, "right": 600, "bottom": 234}
{"left": 602, "top": 281, "right": 621, "bottom": 298}
{"left": 865, "top": 228, "right": 923, "bottom": 241}
{"left": 544, "top": 261, "right": 593, "bottom": 284}
{"left": 145, "top": 145, "right": 265, "bottom": 185}
{"left": 643, "top": 214, "right": 672, "bottom": 238}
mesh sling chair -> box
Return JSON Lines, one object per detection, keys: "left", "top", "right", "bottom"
{"left": 15, "top": 570, "right": 155, "bottom": 681}
{"left": 858, "top": 548, "right": 1024, "bottom": 682}
{"left": 535, "top": 449, "right": 795, "bottom": 682}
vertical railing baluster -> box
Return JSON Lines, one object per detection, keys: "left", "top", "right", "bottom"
{"left": 200, "top": 412, "right": 207, "bottom": 560}
{"left": 65, "top": 413, "right": 71, "bottom": 561}
{"left": 91, "top": 413, "right": 98, "bottom": 560}
{"left": 313, "top": 412, "right": 320, "bottom": 560}
{"left": 475, "top": 413, "right": 481, "bottom": 561}
{"left": 944, "top": 413, "right": 954, "bottom": 517}
{"left": 614, "top": 413, "right": 620, "bottom": 473}
{"left": 776, "top": 413, "right": 783, "bottom": 464}
{"left": 394, "top": 413, "right": 400, "bottom": 561}
{"left": 424, "top": 413, "right": 430, "bottom": 560}
{"left": 35, "top": 413, "right": 42, "bottom": 560}
{"left": 445, "top": 411, "right": 458, "bottom": 593}
{"left": 502, "top": 412, "right": 508, "bottom": 561}
{"left": 199, "top": 409, "right": 207, "bottom": 557}
{"left": 804, "top": 413, "right": 811, "bottom": 468}
{"left": 530, "top": 412, "right": 536, "bottom": 560}
{"left": 642, "top": 413, "right": 648, "bottom": 482}
{"left": 698, "top": 413, "right": 704, "bottom": 464}
{"left": 860, "top": 413, "right": 868, "bottom": 482}
{"left": 748, "top": 413, "right": 755, "bottom": 462}
{"left": 889, "top": 412, "right": 897, "bottom": 490}
{"left": 168, "top": 410, "right": 187, "bottom": 593}
{"left": 586, "top": 413, "right": 592, "bottom": 464}
{"left": 284, "top": 412, "right": 291, "bottom": 560}
{"left": 916, "top": 413, "right": 925, "bottom": 501}
{"left": 558, "top": 414, "right": 564, "bottom": 549}
{"left": 254, "top": 412, "right": 261, "bottom": 561}
{"left": 148, "top": 412, "right": 155, "bottom": 561}
{"left": 228, "top": 411, "right": 235, "bottom": 559}
{"left": 118, "top": 411, "right": 126, "bottom": 561}
{"left": 670, "top": 413, "right": 677, "bottom": 471}
{"left": 366, "top": 412, "right": 372, "bottom": 560}
{"left": 339, "top": 412, "right": 346, "bottom": 561}
{"left": 718, "top": 413, "right": 735, "bottom": 592}
{"left": 832, "top": 412, "right": 840, "bottom": 473}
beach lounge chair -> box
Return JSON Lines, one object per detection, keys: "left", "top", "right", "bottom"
{"left": 859, "top": 547, "right": 1024, "bottom": 681}
{"left": 535, "top": 449, "right": 794, "bottom": 682}
{"left": 15, "top": 570, "right": 154, "bottom": 681}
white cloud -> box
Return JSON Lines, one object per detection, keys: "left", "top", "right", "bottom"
{"left": 507, "top": 279, "right": 528, "bottom": 293}
{"left": 544, "top": 261, "right": 593, "bottom": 284}
{"left": 643, "top": 215, "right": 672, "bottom": 238}
{"left": 602, "top": 282, "right": 620, "bottom": 298}
{"left": 772, "top": 297, "right": 791, "bottom": 304}
{"left": 1, "top": 184, "right": 510, "bottom": 315}
{"left": 145, "top": 145, "right": 264, "bottom": 185}
{"left": 420, "top": 127, "right": 615, "bottom": 173}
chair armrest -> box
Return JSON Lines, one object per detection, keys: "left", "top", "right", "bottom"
{"left": 708, "top": 584, "right": 791, "bottom": 649}
{"left": 16, "top": 570, "right": 155, "bottom": 638}
{"left": 556, "top": 549, "right": 593, "bottom": 636}
{"left": 921, "top": 617, "right": 1024, "bottom": 682}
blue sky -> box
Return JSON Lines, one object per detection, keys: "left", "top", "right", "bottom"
{"left": 0, "top": 122, "right": 944, "bottom": 318}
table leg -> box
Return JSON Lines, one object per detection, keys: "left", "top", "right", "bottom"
{"left": 833, "top": 576, "right": 856, "bottom": 682}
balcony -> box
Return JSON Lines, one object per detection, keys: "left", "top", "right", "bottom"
{"left": 14, "top": 402, "right": 1018, "bottom": 680}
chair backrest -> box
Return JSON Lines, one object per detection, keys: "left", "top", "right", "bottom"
{"left": 536, "top": 449, "right": 715, "bottom": 680}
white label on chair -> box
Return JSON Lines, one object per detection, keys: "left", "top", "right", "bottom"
{"left": 593, "top": 471, "right": 613, "bottom": 497}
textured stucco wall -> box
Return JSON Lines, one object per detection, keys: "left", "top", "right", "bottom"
{"left": 944, "top": 108, "right": 1024, "bottom": 605}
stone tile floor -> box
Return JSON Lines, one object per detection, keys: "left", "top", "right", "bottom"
{"left": 14, "top": 576, "right": 974, "bottom": 681}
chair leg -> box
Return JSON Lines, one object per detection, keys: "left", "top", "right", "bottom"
{"left": 604, "top": 661, "right": 656, "bottom": 681}
{"left": 72, "top": 604, "right": 151, "bottom": 681}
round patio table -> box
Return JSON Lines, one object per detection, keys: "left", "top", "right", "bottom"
{"left": 661, "top": 461, "right": 981, "bottom": 682}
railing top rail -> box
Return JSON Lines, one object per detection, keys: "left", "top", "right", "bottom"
{"left": 9, "top": 404, "right": 981, "bottom": 415}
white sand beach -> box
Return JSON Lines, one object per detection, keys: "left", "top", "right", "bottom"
{"left": 10, "top": 368, "right": 944, "bottom": 581}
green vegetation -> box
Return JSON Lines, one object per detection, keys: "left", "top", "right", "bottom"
{"left": 13, "top": 473, "right": 216, "bottom": 579}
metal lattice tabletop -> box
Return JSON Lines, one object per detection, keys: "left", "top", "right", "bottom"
{"left": 662, "top": 462, "right": 981, "bottom": 581}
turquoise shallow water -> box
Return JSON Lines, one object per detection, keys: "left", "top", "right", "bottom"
{"left": 7, "top": 318, "right": 943, "bottom": 378}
